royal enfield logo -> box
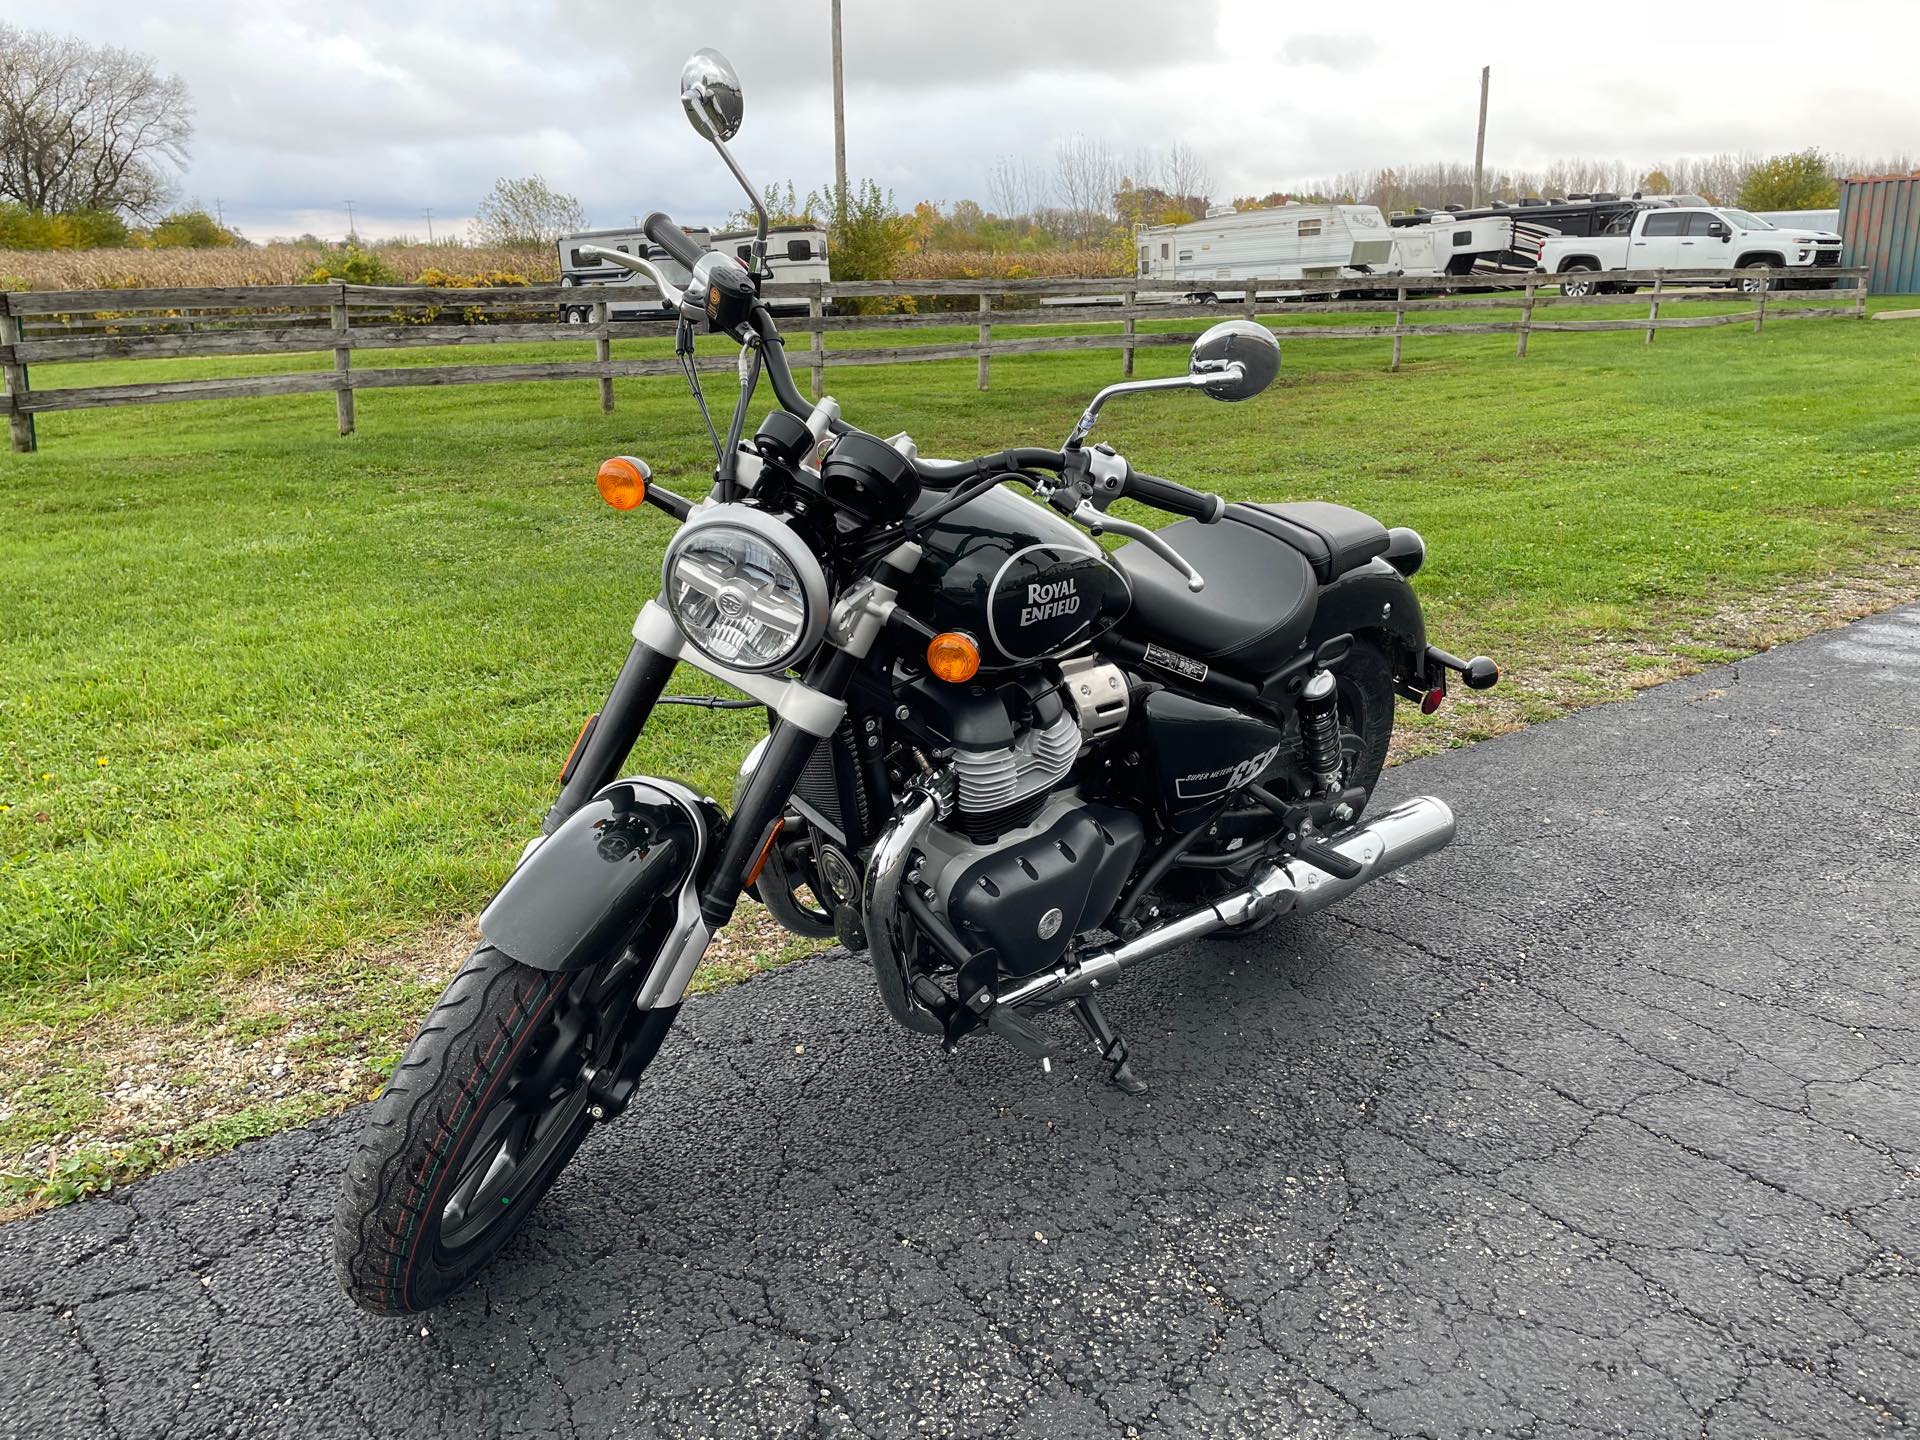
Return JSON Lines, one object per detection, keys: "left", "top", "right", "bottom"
{"left": 1020, "top": 578, "right": 1080, "bottom": 627}
{"left": 715, "top": 589, "right": 747, "bottom": 619}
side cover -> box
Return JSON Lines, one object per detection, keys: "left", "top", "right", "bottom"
{"left": 481, "top": 779, "right": 707, "bottom": 972}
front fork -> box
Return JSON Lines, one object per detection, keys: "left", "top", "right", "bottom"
{"left": 544, "top": 548, "right": 917, "bottom": 942}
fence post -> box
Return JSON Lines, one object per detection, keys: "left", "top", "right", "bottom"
{"left": 1853, "top": 272, "right": 1869, "bottom": 320}
{"left": 808, "top": 286, "right": 826, "bottom": 400}
{"left": 1645, "top": 274, "right": 1664, "bottom": 344}
{"left": 1122, "top": 287, "right": 1137, "bottom": 377}
{"left": 977, "top": 292, "right": 991, "bottom": 391}
{"left": 593, "top": 299, "right": 614, "bottom": 413}
{"left": 0, "top": 296, "right": 36, "bottom": 454}
{"left": 1516, "top": 277, "right": 1535, "bottom": 358}
{"left": 1753, "top": 273, "right": 1770, "bottom": 333}
{"left": 1243, "top": 282, "right": 1259, "bottom": 321}
{"left": 1390, "top": 285, "right": 1407, "bottom": 372}
{"left": 330, "top": 287, "right": 355, "bottom": 437}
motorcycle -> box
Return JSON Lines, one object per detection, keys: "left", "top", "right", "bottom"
{"left": 334, "top": 48, "right": 1498, "bottom": 1315}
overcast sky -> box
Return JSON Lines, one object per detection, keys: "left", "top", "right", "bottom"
{"left": 16, "top": 0, "right": 1920, "bottom": 241}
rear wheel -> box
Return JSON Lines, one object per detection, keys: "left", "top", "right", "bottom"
{"left": 1559, "top": 263, "right": 1598, "bottom": 298}
{"left": 333, "top": 944, "right": 670, "bottom": 1314}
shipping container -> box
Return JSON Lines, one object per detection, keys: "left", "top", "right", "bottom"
{"left": 1838, "top": 174, "right": 1920, "bottom": 294}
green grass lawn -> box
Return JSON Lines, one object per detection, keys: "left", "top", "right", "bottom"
{"left": 2, "top": 297, "right": 1917, "bottom": 1208}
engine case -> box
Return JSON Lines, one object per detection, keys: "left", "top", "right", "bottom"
{"left": 932, "top": 795, "right": 1145, "bottom": 977}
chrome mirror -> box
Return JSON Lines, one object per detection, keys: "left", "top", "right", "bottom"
{"left": 1189, "top": 320, "right": 1280, "bottom": 401}
{"left": 681, "top": 49, "right": 744, "bottom": 141}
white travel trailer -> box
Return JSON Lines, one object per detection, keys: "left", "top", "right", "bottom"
{"left": 556, "top": 225, "right": 713, "bottom": 323}
{"left": 708, "top": 224, "right": 831, "bottom": 313}
{"left": 1134, "top": 204, "right": 1395, "bottom": 299}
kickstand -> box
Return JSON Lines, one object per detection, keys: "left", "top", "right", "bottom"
{"left": 1071, "top": 995, "right": 1148, "bottom": 1095}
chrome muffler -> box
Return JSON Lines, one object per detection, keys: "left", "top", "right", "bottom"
{"left": 993, "top": 795, "right": 1456, "bottom": 1010}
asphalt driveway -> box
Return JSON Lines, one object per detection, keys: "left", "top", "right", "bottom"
{"left": 2, "top": 606, "right": 1916, "bottom": 1439}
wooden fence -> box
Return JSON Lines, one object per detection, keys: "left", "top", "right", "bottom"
{"left": 0, "top": 266, "right": 1870, "bottom": 453}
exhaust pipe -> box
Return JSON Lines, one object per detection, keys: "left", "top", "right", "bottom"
{"left": 994, "top": 795, "right": 1456, "bottom": 1010}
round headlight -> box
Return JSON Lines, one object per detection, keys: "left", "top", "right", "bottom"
{"left": 661, "top": 505, "right": 828, "bottom": 674}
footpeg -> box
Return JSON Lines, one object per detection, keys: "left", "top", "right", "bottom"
{"left": 982, "top": 1001, "right": 1059, "bottom": 1063}
{"left": 1071, "top": 996, "right": 1148, "bottom": 1095}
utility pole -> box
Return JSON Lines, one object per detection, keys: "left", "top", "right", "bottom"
{"left": 1471, "top": 66, "right": 1490, "bottom": 207}
{"left": 422, "top": 208, "right": 434, "bottom": 244}
{"left": 344, "top": 199, "right": 357, "bottom": 244}
{"left": 831, "top": 0, "right": 847, "bottom": 225}
{"left": 214, "top": 196, "right": 224, "bottom": 227}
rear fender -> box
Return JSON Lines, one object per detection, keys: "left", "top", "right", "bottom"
{"left": 1309, "top": 558, "right": 1430, "bottom": 683}
{"left": 481, "top": 778, "right": 715, "bottom": 975}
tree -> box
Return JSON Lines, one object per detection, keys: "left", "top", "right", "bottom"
{"left": 146, "top": 206, "right": 238, "bottom": 247}
{"left": 0, "top": 24, "right": 192, "bottom": 218}
{"left": 1738, "top": 150, "right": 1839, "bottom": 211}
{"left": 471, "top": 175, "right": 586, "bottom": 246}
{"left": 1639, "top": 168, "right": 1673, "bottom": 194}
{"left": 1053, "top": 134, "right": 1121, "bottom": 243}
{"left": 1159, "top": 142, "right": 1213, "bottom": 214}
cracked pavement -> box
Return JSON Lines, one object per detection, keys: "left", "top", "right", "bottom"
{"left": 2, "top": 606, "right": 1917, "bottom": 1439}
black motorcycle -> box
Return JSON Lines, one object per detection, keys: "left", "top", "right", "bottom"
{"left": 334, "top": 48, "right": 1497, "bottom": 1315}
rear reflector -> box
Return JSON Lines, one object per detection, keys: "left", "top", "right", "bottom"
{"left": 1420, "top": 688, "right": 1446, "bottom": 714}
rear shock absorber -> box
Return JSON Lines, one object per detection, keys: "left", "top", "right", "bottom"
{"left": 1298, "top": 669, "right": 1344, "bottom": 794}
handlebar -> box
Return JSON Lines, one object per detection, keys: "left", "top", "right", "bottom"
{"left": 642, "top": 211, "right": 709, "bottom": 271}
{"left": 1122, "top": 468, "right": 1226, "bottom": 524}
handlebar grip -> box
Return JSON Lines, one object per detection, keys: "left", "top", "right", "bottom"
{"left": 643, "top": 212, "right": 708, "bottom": 271}
{"left": 1124, "top": 468, "right": 1226, "bottom": 524}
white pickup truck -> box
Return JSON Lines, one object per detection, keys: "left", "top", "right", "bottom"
{"left": 1533, "top": 205, "right": 1845, "bottom": 295}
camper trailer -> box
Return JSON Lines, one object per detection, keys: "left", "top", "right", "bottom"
{"left": 1386, "top": 197, "right": 1647, "bottom": 281}
{"left": 709, "top": 224, "right": 831, "bottom": 311}
{"left": 1134, "top": 204, "right": 1395, "bottom": 299}
{"left": 555, "top": 225, "right": 714, "bottom": 322}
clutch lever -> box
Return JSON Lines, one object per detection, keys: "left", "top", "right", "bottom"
{"left": 1065, "top": 497, "right": 1205, "bottom": 593}
{"left": 575, "top": 245, "right": 684, "bottom": 307}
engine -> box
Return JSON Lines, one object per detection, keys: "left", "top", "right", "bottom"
{"left": 909, "top": 657, "right": 1144, "bottom": 977}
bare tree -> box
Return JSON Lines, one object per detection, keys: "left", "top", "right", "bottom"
{"left": 471, "top": 175, "right": 587, "bottom": 246}
{"left": 0, "top": 23, "right": 192, "bottom": 217}
{"left": 986, "top": 153, "right": 1049, "bottom": 221}
{"left": 1054, "top": 134, "right": 1121, "bottom": 243}
{"left": 1159, "top": 142, "right": 1214, "bottom": 212}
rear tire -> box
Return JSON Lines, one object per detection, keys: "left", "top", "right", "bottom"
{"left": 1559, "top": 263, "right": 1598, "bottom": 298}
{"left": 333, "top": 944, "right": 665, "bottom": 1314}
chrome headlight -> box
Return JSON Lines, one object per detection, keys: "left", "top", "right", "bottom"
{"left": 661, "top": 505, "right": 828, "bottom": 674}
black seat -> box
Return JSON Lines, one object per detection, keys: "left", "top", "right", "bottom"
{"left": 1114, "top": 513, "right": 1319, "bottom": 675}
{"left": 1229, "top": 501, "right": 1389, "bottom": 583}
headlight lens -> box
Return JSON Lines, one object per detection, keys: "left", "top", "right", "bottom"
{"left": 662, "top": 506, "right": 827, "bottom": 674}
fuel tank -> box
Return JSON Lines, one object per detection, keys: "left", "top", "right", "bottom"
{"left": 902, "top": 484, "right": 1131, "bottom": 669}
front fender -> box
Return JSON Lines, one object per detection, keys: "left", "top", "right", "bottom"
{"left": 1309, "top": 558, "right": 1429, "bottom": 682}
{"left": 481, "top": 778, "right": 711, "bottom": 972}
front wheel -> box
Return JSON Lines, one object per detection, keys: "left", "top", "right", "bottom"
{"left": 333, "top": 944, "right": 671, "bottom": 1314}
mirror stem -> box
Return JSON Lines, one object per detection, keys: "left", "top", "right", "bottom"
{"left": 698, "top": 104, "right": 771, "bottom": 281}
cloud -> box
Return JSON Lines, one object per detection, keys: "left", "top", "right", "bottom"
{"left": 7, "top": 0, "right": 1918, "bottom": 240}
{"left": 1280, "top": 34, "right": 1379, "bottom": 70}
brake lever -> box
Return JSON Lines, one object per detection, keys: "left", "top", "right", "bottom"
{"left": 1067, "top": 498, "right": 1205, "bottom": 593}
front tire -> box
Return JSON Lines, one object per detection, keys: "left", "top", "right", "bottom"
{"left": 333, "top": 944, "right": 666, "bottom": 1314}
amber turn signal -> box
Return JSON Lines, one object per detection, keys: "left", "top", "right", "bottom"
{"left": 595, "top": 455, "right": 649, "bottom": 510}
{"left": 926, "top": 631, "right": 981, "bottom": 684}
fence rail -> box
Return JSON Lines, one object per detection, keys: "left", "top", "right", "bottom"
{"left": 0, "top": 266, "right": 1870, "bottom": 453}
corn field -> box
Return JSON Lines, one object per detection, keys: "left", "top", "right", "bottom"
{"left": 0, "top": 243, "right": 558, "bottom": 292}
